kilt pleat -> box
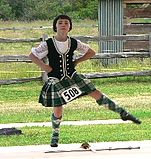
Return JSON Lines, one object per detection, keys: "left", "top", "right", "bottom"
{"left": 39, "top": 73, "right": 96, "bottom": 107}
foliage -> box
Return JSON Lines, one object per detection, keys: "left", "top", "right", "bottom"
{"left": 1, "top": 0, "right": 150, "bottom": 21}
{"left": 0, "top": 0, "right": 98, "bottom": 21}
{"left": 0, "top": 0, "right": 15, "bottom": 20}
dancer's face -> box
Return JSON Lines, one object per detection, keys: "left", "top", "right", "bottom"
{"left": 56, "top": 19, "right": 71, "bottom": 34}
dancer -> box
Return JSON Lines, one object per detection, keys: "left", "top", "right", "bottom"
{"left": 29, "top": 14, "right": 141, "bottom": 147}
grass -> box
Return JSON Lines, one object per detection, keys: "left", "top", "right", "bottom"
{"left": 1, "top": 121, "right": 151, "bottom": 147}
{"left": 0, "top": 77, "right": 151, "bottom": 146}
{"left": 129, "top": 18, "right": 151, "bottom": 24}
{"left": 0, "top": 19, "right": 151, "bottom": 146}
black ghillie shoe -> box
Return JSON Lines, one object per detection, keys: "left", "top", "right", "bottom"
{"left": 120, "top": 111, "right": 141, "bottom": 124}
{"left": 50, "top": 143, "right": 58, "bottom": 147}
{"left": 50, "top": 133, "right": 59, "bottom": 147}
{"left": 50, "top": 138, "right": 59, "bottom": 147}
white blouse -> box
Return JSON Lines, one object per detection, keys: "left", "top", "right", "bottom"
{"left": 31, "top": 37, "right": 90, "bottom": 59}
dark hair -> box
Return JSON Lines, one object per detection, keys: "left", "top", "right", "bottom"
{"left": 53, "top": 14, "right": 72, "bottom": 32}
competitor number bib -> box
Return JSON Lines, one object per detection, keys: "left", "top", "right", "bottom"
{"left": 61, "top": 86, "right": 82, "bottom": 103}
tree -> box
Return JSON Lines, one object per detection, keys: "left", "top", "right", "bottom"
{"left": 0, "top": 0, "right": 14, "bottom": 20}
{"left": 0, "top": 0, "right": 99, "bottom": 21}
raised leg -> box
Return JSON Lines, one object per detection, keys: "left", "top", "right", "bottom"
{"left": 89, "top": 90, "right": 141, "bottom": 124}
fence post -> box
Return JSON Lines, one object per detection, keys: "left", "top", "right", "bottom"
{"left": 41, "top": 34, "right": 49, "bottom": 82}
{"left": 149, "top": 33, "right": 151, "bottom": 64}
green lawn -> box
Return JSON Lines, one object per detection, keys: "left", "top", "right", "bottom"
{"left": 0, "top": 77, "right": 151, "bottom": 146}
{"left": 0, "top": 20, "right": 151, "bottom": 146}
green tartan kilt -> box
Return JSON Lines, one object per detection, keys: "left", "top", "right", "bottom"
{"left": 39, "top": 73, "right": 96, "bottom": 107}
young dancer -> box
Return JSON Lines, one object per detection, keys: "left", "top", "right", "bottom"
{"left": 29, "top": 14, "right": 141, "bottom": 147}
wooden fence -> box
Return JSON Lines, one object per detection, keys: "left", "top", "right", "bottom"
{"left": 0, "top": 34, "right": 151, "bottom": 85}
{"left": 124, "top": 0, "right": 151, "bottom": 4}
{"left": 1, "top": 23, "right": 151, "bottom": 33}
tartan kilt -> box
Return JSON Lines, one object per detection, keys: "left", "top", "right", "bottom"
{"left": 39, "top": 73, "right": 96, "bottom": 107}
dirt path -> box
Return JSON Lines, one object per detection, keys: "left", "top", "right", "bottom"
{"left": 0, "top": 140, "right": 150, "bottom": 159}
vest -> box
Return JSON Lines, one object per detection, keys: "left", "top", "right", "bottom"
{"left": 46, "top": 37, "right": 77, "bottom": 80}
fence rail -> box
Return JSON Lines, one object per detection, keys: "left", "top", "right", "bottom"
{"left": 0, "top": 34, "right": 151, "bottom": 85}
{"left": 1, "top": 24, "right": 151, "bottom": 33}
{"left": 1, "top": 34, "right": 150, "bottom": 52}
{"left": 124, "top": 0, "right": 151, "bottom": 4}
{"left": 0, "top": 34, "right": 150, "bottom": 42}
{"left": 0, "top": 52, "right": 150, "bottom": 63}
{"left": 0, "top": 37, "right": 41, "bottom": 43}
{"left": 0, "top": 77, "right": 42, "bottom": 85}
{"left": 84, "top": 70, "right": 151, "bottom": 79}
